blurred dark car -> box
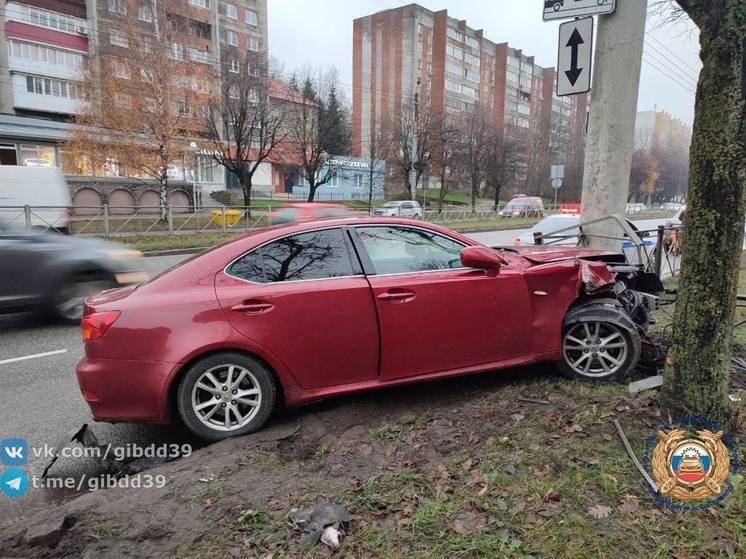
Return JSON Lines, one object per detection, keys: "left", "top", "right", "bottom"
{"left": 0, "top": 222, "right": 148, "bottom": 322}
{"left": 270, "top": 203, "right": 356, "bottom": 224}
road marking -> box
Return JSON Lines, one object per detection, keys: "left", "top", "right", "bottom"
{"left": 0, "top": 349, "right": 68, "bottom": 365}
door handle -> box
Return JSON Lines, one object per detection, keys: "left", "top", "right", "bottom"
{"left": 231, "top": 300, "right": 274, "bottom": 314}
{"left": 377, "top": 290, "right": 415, "bottom": 303}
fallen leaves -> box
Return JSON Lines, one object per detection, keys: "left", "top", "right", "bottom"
{"left": 564, "top": 424, "right": 583, "bottom": 434}
{"left": 587, "top": 504, "right": 612, "bottom": 519}
{"left": 619, "top": 496, "right": 640, "bottom": 514}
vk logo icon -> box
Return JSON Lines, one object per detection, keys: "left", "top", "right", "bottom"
{"left": 0, "top": 469, "right": 29, "bottom": 498}
{"left": 0, "top": 438, "right": 28, "bottom": 466}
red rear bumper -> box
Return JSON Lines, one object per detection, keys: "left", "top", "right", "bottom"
{"left": 75, "top": 357, "right": 179, "bottom": 424}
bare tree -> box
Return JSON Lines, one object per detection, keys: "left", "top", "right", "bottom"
{"left": 484, "top": 128, "right": 524, "bottom": 211}
{"left": 655, "top": 0, "right": 745, "bottom": 423}
{"left": 461, "top": 106, "right": 491, "bottom": 212}
{"left": 430, "top": 115, "right": 463, "bottom": 213}
{"left": 203, "top": 54, "right": 286, "bottom": 212}
{"left": 67, "top": 7, "right": 209, "bottom": 220}
{"left": 392, "top": 97, "right": 432, "bottom": 199}
{"left": 364, "top": 124, "right": 391, "bottom": 212}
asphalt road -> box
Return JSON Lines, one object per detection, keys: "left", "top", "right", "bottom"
{"left": 0, "top": 220, "right": 667, "bottom": 520}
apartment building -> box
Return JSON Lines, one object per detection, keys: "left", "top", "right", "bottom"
{"left": 352, "top": 3, "right": 588, "bottom": 196}
{"left": 0, "top": 0, "right": 268, "bottom": 209}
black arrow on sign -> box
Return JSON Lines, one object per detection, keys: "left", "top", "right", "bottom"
{"left": 565, "top": 28, "right": 584, "bottom": 86}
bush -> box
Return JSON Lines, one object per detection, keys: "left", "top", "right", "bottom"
{"left": 209, "top": 190, "right": 236, "bottom": 206}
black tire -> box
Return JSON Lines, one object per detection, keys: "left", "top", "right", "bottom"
{"left": 47, "top": 274, "right": 116, "bottom": 324}
{"left": 557, "top": 304, "right": 640, "bottom": 381}
{"left": 177, "top": 352, "right": 278, "bottom": 441}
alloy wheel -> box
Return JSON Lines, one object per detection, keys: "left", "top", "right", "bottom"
{"left": 562, "top": 321, "right": 629, "bottom": 378}
{"left": 191, "top": 364, "right": 262, "bottom": 431}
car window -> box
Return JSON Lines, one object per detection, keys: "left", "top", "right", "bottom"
{"left": 401, "top": 202, "right": 413, "bottom": 209}
{"left": 356, "top": 226, "right": 464, "bottom": 275}
{"left": 383, "top": 201, "right": 399, "bottom": 208}
{"left": 228, "top": 228, "right": 354, "bottom": 283}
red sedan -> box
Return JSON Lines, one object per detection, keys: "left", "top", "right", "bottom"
{"left": 76, "top": 218, "right": 651, "bottom": 440}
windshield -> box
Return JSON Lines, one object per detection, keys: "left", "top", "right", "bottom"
{"left": 507, "top": 199, "right": 533, "bottom": 208}
{"left": 383, "top": 202, "right": 400, "bottom": 208}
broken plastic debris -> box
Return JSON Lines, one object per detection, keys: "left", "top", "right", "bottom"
{"left": 320, "top": 526, "right": 342, "bottom": 550}
{"left": 290, "top": 502, "right": 351, "bottom": 548}
{"left": 627, "top": 374, "right": 664, "bottom": 395}
{"left": 42, "top": 423, "right": 174, "bottom": 478}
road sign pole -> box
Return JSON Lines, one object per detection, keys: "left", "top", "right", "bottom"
{"left": 579, "top": 0, "right": 647, "bottom": 250}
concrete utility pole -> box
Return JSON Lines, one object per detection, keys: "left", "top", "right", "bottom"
{"left": 580, "top": 0, "right": 648, "bottom": 250}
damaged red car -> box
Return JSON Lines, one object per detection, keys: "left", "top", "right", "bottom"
{"left": 76, "top": 218, "right": 658, "bottom": 440}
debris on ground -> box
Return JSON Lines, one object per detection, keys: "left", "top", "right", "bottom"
{"left": 289, "top": 502, "right": 351, "bottom": 549}
{"left": 42, "top": 423, "right": 175, "bottom": 478}
{"left": 627, "top": 374, "right": 664, "bottom": 395}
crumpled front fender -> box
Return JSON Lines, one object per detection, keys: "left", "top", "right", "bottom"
{"left": 578, "top": 259, "right": 615, "bottom": 293}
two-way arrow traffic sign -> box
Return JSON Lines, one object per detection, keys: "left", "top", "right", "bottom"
{"left": 556, "top": 17, "right": 593, "bottom": 96}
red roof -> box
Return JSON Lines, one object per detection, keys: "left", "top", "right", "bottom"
{"left": 268, "top": 80, "right": 320, "bottom": 107}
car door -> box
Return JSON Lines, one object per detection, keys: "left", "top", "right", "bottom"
{"left": 352, "top": 225, "right": 532, "bottom": 381}
{"left": 0, "top": 228, "right": 45, "bottom": 310}
{"left": 400, "top": 202, "right": 414, "bottom": 217}
{"left": 214, "top": 227, "right": 380, "bottom": 390}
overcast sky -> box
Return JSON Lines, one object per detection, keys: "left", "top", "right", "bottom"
{"left": 267, "top": 0, "right": 700, "bottom": 126}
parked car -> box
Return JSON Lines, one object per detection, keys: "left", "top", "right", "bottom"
{"left": 0, "top": 166, "right": 71, "bottom": 233}
{"left": 499, "top": 196, "right": 544, "bottom": 218}
{"left": 372, "top": 200, "right": 422, "bottom": 218}
{"left": 0, "top": 221, "right": 148, "bottom": 321}
{"left": 77, "top": 217, "right": 658, "bottom": 440}
{"left": 625, "top": 203, "right": 648, "bottom": 215}
{"left": 270, "top": 203, "right": 356, "bottom": 224}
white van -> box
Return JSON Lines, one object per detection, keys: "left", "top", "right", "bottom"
{"left": 0, "top": 166, "right": 71, "bottom": 233}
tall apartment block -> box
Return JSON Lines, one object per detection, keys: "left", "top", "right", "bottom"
{"left": 0, "top": 0, "right": 268, "bottom": 199}
{"left": 352, "top": 3, "right": 588, "bottom": 197}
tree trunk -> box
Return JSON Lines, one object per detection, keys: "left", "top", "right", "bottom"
{"left": 493, "top": 178, "right": 502, "bottom": 212}
{"left": 158, "top": 167, "right": 169, "bottom": 222}
{"left": 438, "top": 171, "right": 447, "bottom": 213}
{"left": 239, "top": 172, "right": 253, "bottom": 218}
{"left": 663, "top": 2, "right": 745, "bottom": 425}
{"left": 470, "top": 173, "right": 478, "bottom": 213}
{"left": 368, "top": 167, "right": 374, "bottom": 212}
{"left": 307, "top": 182, "right": 316, "bottom": 202}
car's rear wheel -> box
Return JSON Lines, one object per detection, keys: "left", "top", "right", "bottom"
{"left": 177, "top": 352, "right": 278, "bottom": 441}
{"left": 49, "top": 275, "right": 116, "bottom": 323}
{"left": 558, "top": 305, "right": 640, "bottom": 381}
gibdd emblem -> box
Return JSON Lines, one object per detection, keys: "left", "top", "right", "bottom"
{"left": 645, "top": 417, "right": 738, "bottom": 509}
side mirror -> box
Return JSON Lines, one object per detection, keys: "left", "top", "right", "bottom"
{"left": 460, "top": 246, "right": 503, "bottom": 272}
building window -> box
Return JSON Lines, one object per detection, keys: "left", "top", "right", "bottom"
{"left": 137, "top": 4, "right": 153, "bottom": 22}
{"left": 353, "top": 174, "right": 364, "bottom": 188}
{"left": 188, "top": 0, "right": 210, "bottom": 8}
{"left": 446, "top": 45, "right": 463, "bottom": 60}
{"left": 110, "top": 29, "right": 129, "bottom": 48}
{"left": 446, "top": 61, "right": 462, "bottom": 76}
{"left": 464, "top": 69, "right": 480, "bottom": 83}
{"left": 227, "top": 31, "right": 239, "bottom": 46}
{"left": 447, "top": 27, "right": 463, "bottom": 42}
{"left": 108, "top": 0, "right": 127, "bottom": 15}
{"left": 248, "top": 37, "right": 259, "bottom": 51}
{"left": 225, "top": 3, "right": 237, "bottom": 19}
{"left": 8, "top": 41, "right": 86, "bottom": 70}
{"left": 21, "top": 5, "right": 87, "bottom": 34}
{"left": 114, "top": 61, "right": 130, "bottom": 79}
{"left": 328, "top": 170, "right": 338, "bottom": 187}
{"left": 245, "top": 10, "right": 257, "bottom": 26}
{"left": 25, "top": 75, "right": 82, "bottom": 100}
{"left": 465, "top": 35, "right": 480, "bottom": 50}
{"left": 170, "top": 42, "right": 188, "bottom": 60}
{"left": 445, "top": 96, "right": 462, "bottom": 110}
{"left": 20, "top": 144, "right": 57, "bottom": 167}
{"left": 228, "top": 58, "right": 239, "bottom": 73}
{"left": 464, "top": 53, "right": 480, "bottom": 67}
{"left": 248, "top": 88, "right": 258, "bottom": 104}
{"left": 445, "top": 80, "right": 461, "bottom": 94}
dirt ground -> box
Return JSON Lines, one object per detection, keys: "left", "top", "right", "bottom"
{"left": 1, "top": 361, "right": 744, "bottom": 559}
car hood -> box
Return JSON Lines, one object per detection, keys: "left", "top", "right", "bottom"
{"left": 501, "top": 244, "right": 619, "bottom": 264}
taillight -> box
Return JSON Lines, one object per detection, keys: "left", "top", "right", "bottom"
{"left": 81, "top": 311, "right": 120, "bottom": 341}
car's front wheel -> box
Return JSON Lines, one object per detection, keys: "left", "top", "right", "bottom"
{"left": 558, "top": 305, "right": 640, "bottom": 381}
{"left": 177, "top": 352, "right": 278, "bottom": 440}
{"left": 49, "top": 274, "right": 116, "bottom": 323}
